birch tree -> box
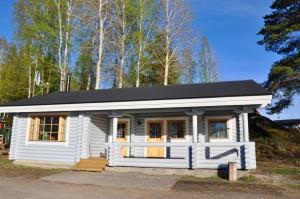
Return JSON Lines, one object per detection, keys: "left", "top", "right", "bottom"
{"left": 110, "top": 0, "right": 131, "bottom": 88}
{"left": 84, "top": 0, "right": 109, "bottom": 90}
{"left": 157, "top": 0, "right": 191, "bottom": 85}
{"left": 54, "top": 0, "right": 78, "bottom": 91}
{"left": 133, "top": 0, "right": 157, "bottom": 87}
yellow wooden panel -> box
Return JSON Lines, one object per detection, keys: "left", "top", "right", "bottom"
{"left": 147, "top": 121, "right": 164, "bottom": 158}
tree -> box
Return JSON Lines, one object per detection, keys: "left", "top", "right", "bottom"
{"left": 180, "top": 48, "right": 196, "bottom": 84}
{"left": 84, "top": 0, "right": 109, "bottom": 90}
{"left": 157, "top": 0, "right": 192, "bottom": 85}
{"left": 133, "top": 0, "right": 157, "bottom": 87}
{"left": 145, "top": 32, "right": 179, "bottom": 85}
{"left": 73, "top": 41, "right": 96, "bottom": 90}
{"left": 0, "top": 38, "right": 8, "bottom": 64}
{"left": 198, "top": 36, "right": 218, "bottom": 83}
{"left": 258, "top": 0, "right": 300, "bottom": 114}
{"left": 0, "top": 45, "right": 29, "bottom": 103}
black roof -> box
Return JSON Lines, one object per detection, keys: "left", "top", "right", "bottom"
{"left": 1, "top": 80, "right": 271, "bottom": 107}
{"left": 274, "top": 119, "right": 300, "bottom": 125}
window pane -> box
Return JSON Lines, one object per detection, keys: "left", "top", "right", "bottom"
{"left": 52, "top": 125, "right": 59, "bottom": 133}
{"left": 177, "top": 129, "right": 184, "bottom": 138}
{"left": 209, "top": 120, "right": 228, "bottom": 139}
{"left": 52, "top": 117, "right": 59, "bottom": 124}
{"left": 50, "top": 133, "right": 58, "bottom": 141}
{"left": 45, "top": 117, "right": 52, "bottom": 124}
{"left": 168, "top": 121, "right": 185, "bottom": 138}
{"left": 149, "top": 123, "right": 162, "bottom": 138}
{"left": 44, "top": 125, "right": 51, "bottom": 132}
{"left": 117, "top": 123, "right": 126, "bottom": 138}
{"left": 210, "top": 129, "right": 219, "bottom": 138}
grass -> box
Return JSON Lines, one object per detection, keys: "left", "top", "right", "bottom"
{"left": 286, "top": 184, "right": 300, "bottom": 191}
{"left": 238, "top": 175, "right": 258, "bottom": 183}
{"left": 272, "top": 167, "right": 300, "bottom": 179}
{"left": 0, "top": 155, "right": 68, "bottom": 179}
{"left": 181, "top": 175, "right": 228, "bottom": 183}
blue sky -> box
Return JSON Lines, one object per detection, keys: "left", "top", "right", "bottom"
{"left": 0, "top": 0, "right": 299, "bottom": 120}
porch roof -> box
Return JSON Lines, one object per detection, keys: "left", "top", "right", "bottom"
{"left": 1, "top": 80, "right": 270, "bottom": 107}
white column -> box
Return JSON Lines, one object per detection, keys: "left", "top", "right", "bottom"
{"left": 243, "top": 113, "right": 249, "bottom": 142}
{"left": 192, "top": 114, "right": 198, "bottom": 143}
{"left": 112, "top": 117, "right": 118, "bottom": 143}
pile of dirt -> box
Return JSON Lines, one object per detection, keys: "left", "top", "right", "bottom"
{"left": 249, "top": 111, "right": 300, "bottom": 166}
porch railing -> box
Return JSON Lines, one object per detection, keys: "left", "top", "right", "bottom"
{"left": 106, "top": 142, "right": 256, "bottom": 170}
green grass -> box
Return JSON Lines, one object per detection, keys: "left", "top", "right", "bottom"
{"left": 272, "top": 167, "right": 300, "bottom": 179}
{"left": 286, "top": 184, "right": 300, "bottom": 191}
{"left": 0, "top": 158, "right": 20, "bottom": 169}
{"left": 239, "top": 175, "right": 258, "bottom": 183}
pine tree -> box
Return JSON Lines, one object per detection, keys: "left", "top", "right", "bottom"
{"left": 258, "top": 0, "right": 300, "bottom": 114}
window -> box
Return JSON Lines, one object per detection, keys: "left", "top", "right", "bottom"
{"left": 149, "top": 122, "right": 162, "bottom": 138}
{"left": 208, "top": 119, "right": 228, "bottom": 140}
{"left": 117, "top": 122, "right": 127, "bottom": 139}
{"left": 167, "top": 120, "right": 185, "bottom": 139}
{"left": 29, "top": 115, "right": 66, "bottom": 142}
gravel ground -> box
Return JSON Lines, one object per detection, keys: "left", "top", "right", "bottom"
{"left": 41, "top": 171, "right": 180, "bottom": 191}
{"left": 0, "top": 174, "right": 299, "bottom": 199}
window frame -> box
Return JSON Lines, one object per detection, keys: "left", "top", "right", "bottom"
{"left": 205, "top": 116, "right": 232, "bottom": 142}
{"left": 26, "top": 113, "right": 70, "bottom": 146}
{"left": 166, "top": 120, "right": 186, "bottom": 139}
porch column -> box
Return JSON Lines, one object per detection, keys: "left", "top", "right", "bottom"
{"left": 242, "top": 113, "right": 249, "bottom": 142}
{"left": 112, "top": 117, "right": 118, "bottom": 143}
{"left": 192, "top": 114, "right": 198, "bottom": 143}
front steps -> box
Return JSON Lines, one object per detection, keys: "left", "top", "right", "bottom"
{"left": 73, "top": 158, "right": 108, "bottom": 172}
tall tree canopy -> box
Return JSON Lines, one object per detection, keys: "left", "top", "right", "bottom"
{"left": 258, "top": 0, "right": 300, "bottom": 114}
{"left": 0, "top": 0, "right": 220, "bottom": 105}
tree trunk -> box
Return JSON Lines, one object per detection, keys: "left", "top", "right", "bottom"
{"left": 28, "top": 65, "right": 31, "bottom": 98}
{"left": 56, "top": 0, "right": 64, "bottom": 91}
{"left": 136, "top": 0, "right": 143, "bottom": 88}
{"left": 118, "top": 0, "right": 126, "bottom": 88}
{"left": 63, "top": 0, "right": 72, "bottom": 91}
{"left": 95, "top": 0, "right": 105, "bottom": 90}
{"left": 163, "top": 0, "right": 170, "bottom": 86}
{"left": 87, "top": 72, "right": 91, "bottom": 90}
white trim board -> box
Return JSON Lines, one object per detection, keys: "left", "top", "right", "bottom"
{"left": 0, "top": 95, "right": 272, "bottom": 113}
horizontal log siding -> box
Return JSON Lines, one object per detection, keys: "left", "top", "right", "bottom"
{"left": 89, "top": 114, "right": 109, "bottom": 157}
{"left": 8, "top": 116, "right": 19, "bottom": 160}
{"left": 11, "top": 113, "right": 79, "bottom": 164}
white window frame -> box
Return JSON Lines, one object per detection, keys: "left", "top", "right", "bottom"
{"left": 25, "top": 113, "right": 70, "bottom": 147}
{"left": 205, "top": 116, "right": 233, "bottom": 142}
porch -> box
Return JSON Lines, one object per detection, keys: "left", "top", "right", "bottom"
{"left": 82, "top": 106, "right": 256, "bottom": 170}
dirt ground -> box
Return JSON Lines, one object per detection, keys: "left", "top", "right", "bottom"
{"left": 0, "top": 154, "right": 300, "bottom": 199}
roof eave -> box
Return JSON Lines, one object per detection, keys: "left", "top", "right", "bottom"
{"left": 0, "top": 95, "right": 272, "bottom": 113}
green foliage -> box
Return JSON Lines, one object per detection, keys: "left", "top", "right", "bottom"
{"left": 0, "top": 0, "right": 205, "bottom": 104}
{"left": 0, "top": 44, "right": 28, "bottom": 103}
{"left": 258, "top": 0, "right": 300, "bottom": 114}
{"left": 73, "top": 42, "right": 96, "bottom": 91}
